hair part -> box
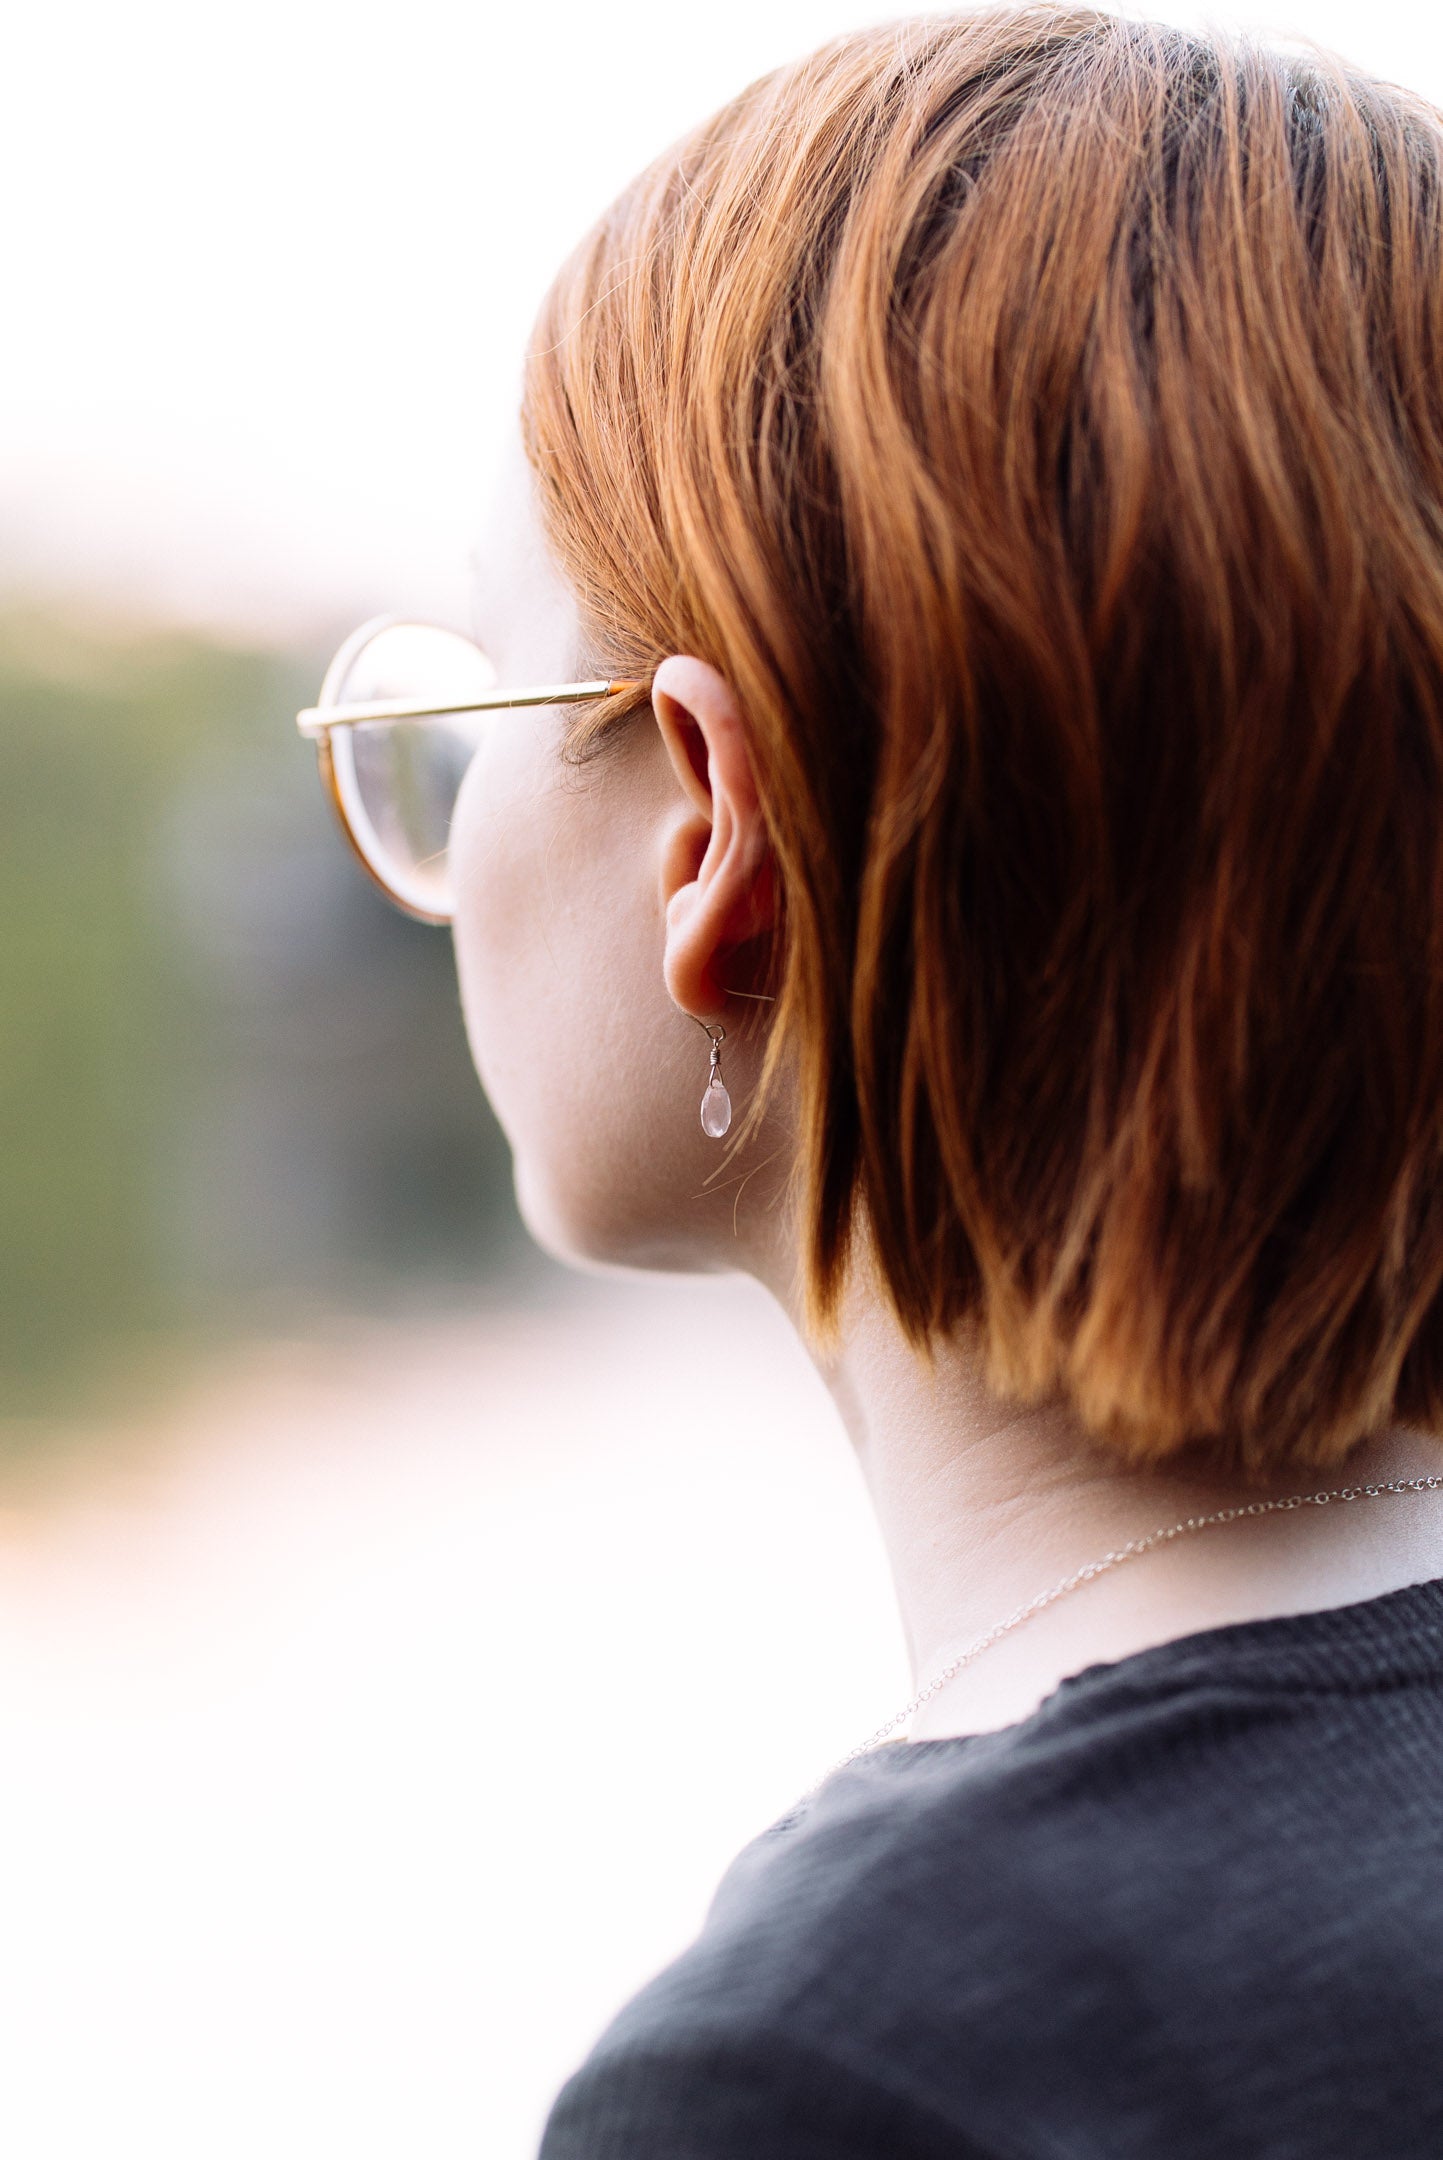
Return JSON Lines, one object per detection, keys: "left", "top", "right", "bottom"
{"left": 522, "top": 4, "right": 1443, "bottom": 1477}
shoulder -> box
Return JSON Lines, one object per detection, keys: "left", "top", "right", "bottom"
{"left": 537, "top": 1593, "right": 1443, "bottom": 2158}
{"left": 537, "top": 2018, "right": 995, "bottom": 2160}
{"left": 536, "top": 1727, "right": 1174, "bottom": 2160}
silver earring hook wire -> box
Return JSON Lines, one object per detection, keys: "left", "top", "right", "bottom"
{"left": 685, "top": 987, "right": 776, "bottom": 1040}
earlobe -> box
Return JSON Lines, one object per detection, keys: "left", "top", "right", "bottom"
{"left": 651, "top": 655, "right": 776, "bottom": 1019}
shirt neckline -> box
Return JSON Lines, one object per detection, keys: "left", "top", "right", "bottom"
{"left": 878, "top": 1567, "right": 1443, "bottom": 1761}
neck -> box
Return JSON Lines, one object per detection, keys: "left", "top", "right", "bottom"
{"left": 798, "top": 1241, "right": 1443, "bottom": 1739}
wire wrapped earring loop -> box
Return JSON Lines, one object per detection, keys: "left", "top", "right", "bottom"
{"left": 694, "top": 1019, "right": 732, "bottom": 1138}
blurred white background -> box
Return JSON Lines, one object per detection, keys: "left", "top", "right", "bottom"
{"left": 0, "top": 1277, "right": 904, "bottom": 2158}
{"left": 6, "top": 0, "right": 1443, "bottom": 2153}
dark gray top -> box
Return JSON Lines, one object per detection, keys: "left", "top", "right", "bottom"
{"left": 538, "top": 1573, "right": 1443, "bottom": 2158}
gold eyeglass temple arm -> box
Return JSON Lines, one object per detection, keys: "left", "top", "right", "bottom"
{"left": 295, "top": 679, "right": 648, "bottom": 739}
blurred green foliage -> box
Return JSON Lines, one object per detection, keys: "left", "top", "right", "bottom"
{"left": 0, "top": 608, "right": 530, "bottom": 1440}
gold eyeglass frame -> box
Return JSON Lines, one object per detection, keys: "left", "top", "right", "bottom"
{"left": 295, "top": 614, "right": 648, "bottom": 927}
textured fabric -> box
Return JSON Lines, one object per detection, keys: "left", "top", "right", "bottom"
{"left": 537, "top": 1573, "right": 1443, "bottom": 2159}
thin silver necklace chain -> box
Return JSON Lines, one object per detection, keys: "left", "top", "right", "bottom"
{"left": 818, "top": 1471, "right": 1443, "bottom": 1789}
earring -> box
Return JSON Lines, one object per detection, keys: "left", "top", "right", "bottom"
{"left": 696, "top": 1021, "right": 732, "bottom": 1138}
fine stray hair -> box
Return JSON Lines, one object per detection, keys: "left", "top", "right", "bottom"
{"left": 522, "top": 4, "right": 1443, "bottom": 1477}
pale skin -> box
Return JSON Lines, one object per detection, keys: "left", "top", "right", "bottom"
{"left": 451, "top": 427, "right": 1443, "bottom": 1743}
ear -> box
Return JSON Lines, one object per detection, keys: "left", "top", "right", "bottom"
{"left": 652, "top": 654, "right": 777, "bottom": 1019}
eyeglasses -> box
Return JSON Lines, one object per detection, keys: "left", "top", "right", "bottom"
{"left": 295, "top": 614, "right": 647, "bottom": 926}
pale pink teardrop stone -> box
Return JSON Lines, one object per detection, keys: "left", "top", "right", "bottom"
{"left": 700, "top": 1079, "right": 732, "bottom": 1138}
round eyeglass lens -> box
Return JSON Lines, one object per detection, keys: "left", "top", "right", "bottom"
{"left": 319, "top": 619, "right": 498, "bottom": 922}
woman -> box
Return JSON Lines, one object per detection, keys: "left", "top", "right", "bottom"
{"left": 298, "top": 6, "right": 1443, "bottom": 2152}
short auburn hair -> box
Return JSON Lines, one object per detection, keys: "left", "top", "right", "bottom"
{"left": 522, "top": 4, "right": 1443, "bottom": 1477}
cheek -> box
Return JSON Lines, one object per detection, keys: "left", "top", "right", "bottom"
{"left": 448, "top": 725, "right": 694, "bottom": 1263}
{"left": 451, "top": 734, "right": 557, "bottom": 1114}
{"left": 449, "top": 723, "right": 578, "bottom": 1128}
